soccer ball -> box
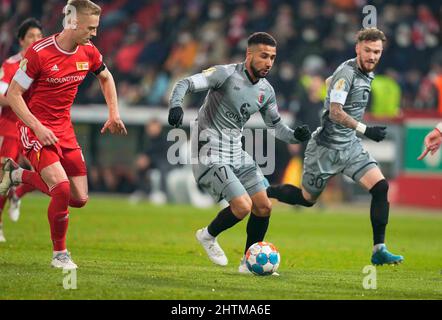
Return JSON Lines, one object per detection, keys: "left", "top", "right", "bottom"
{"left": 246, "top": 241, "right": 280, "bottom": 276}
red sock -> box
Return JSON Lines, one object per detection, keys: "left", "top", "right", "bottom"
{"left": 0, "top": 195, "right": 6, "bottom": 211}
{"left": 14, "top": 184, "right": 36, "bottom": 198}
{"left": 22, "top": 170, "right": 50, "bottom": 196}
{"left": 48, "top": 181, "right": 70, "bottom": 251}
{"left": 0, "top": 195, "right": 6, "bottom": 220}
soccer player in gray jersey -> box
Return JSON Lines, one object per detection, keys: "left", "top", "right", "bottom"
{"left": 168, "top": 32, "right": 311, "bottom": 273}
{"left": 267, "top": 28, "right": 404, "bottom": 266}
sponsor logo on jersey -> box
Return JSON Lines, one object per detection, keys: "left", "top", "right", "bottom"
{"left": 76, "top": 62, "right": 89, "bottom": 71}
{"left": 240, "top": 103, "right": 251, "bottom": 122}
{"left": 51, "top": 64, "right": 59, "bottom": 71}
{"left": 225, "top": 111, "right": 242, "bottom": 124}
{"left": 334, "top": 78, "right": 346, "bottom": 91}
{"left": 19, "top": 58, "right": 28, "bottom": 72}
{"left": 46, "top": 75, "right": 86, "bottom": 84}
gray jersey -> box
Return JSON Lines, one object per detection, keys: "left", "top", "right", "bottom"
{"left": 170, "top": 62, "right": 299, "bottom": 166}
{"left": 313, "top": 58, "right": 374, "bottom": 150}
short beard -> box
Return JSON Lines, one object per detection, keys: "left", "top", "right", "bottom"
{"left": 251, "top": 59, "right": 266, "bottom": 79}
{"left": 358, "top": 56, "right": 377, "bottom": 73}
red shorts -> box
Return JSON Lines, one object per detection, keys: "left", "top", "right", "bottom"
{"left": 19, "top": 126, "right": 87, "bottom": 176}
{"left": 0, "top": 135, "right": 21, "bottom": 162}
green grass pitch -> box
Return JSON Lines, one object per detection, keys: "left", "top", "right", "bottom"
{"left": 0, "top": 194, "right": 441, "bottom": 300}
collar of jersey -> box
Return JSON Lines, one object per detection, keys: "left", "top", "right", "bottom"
{"left": 242, "top": 63, "right": 259, "bottom": 85}
{"left": 353, "top": 57, "right": 375, "bottom": 78}
{"left": 53, "top": 34, "right": 79, "bottom": 55}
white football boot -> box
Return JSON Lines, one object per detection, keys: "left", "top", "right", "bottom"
{"left": 8, "top": 187, "right": 21, "bottom": 222}
{"left": 238, "top": 256, "right": 252, "bottom": 274}
{"left": 51, "top": 251, "right": 78, "bottom": 270}
{"left": 195, "top": 227, "right": 228, "bottom": 266}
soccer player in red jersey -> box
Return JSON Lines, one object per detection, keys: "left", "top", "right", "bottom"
{"left": 1, "top": 0, "right": 127, "bottom": 269}
{"left": 0, "top": 18, "right": 43, "bottom": 242}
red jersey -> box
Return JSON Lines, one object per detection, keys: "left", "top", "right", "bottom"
{"left": 13, "top": 34, "right": 104, "bottom": 148}
{"left": 0, "top": 52, "right": 22, "bottom": 138}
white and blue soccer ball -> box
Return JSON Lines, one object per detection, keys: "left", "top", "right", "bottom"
{"left": 246, "top": 241, "right": 280, "bottom": 276}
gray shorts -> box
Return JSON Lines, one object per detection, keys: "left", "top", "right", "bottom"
{"left": 192, "top": 161, "right": 267, "bottom": 203}
{"left": 302, "top": 138, "right": 378, "bottom": 197}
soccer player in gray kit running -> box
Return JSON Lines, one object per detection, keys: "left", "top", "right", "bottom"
{"left": 168, "top": 32, "right": 311, "bottom": 273}
{"left": 267, "top": 28, "right": 404, "bottom": 266}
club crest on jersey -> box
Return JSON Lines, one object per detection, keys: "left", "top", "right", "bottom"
{"left": 19, "top": 58, "right": 28, "bottom": 72}
{"left": 258, "top": 93, "right": 265, "bottom": 104}
{"left": 333, "top": 78, "right": 346, "bottom": 91}
{"left": 76, "top": 62, "right": 89, "bottom": 71}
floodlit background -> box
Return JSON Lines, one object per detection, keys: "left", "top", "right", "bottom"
{"left": 1, "top": 0, "right": 442, "bottom": 301}
{"left": 1, "top": 0, "right": 441, "bottom": 208}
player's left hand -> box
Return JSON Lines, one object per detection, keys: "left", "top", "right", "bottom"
{"left": 294, "top": 125, "right": 311, "bottom": 142}
{"left": 101, "top": 117, "right": 127, "bottom": 135}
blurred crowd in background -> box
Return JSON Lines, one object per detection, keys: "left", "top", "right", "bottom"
{"left": 1, "top": 0, "right": 441, "bottom": 115}
{"left": 0, "top": 0, "right": 441, "bottom": 198}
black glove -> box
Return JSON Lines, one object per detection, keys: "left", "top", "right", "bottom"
{"left": 364, "top": 126, "right": 387, "bottom": 142}
{"left": 168, "top": 106, "right": 184, "bottom": 128}
{"left": 294, "top": 124, "right": 311, "bottom": 142}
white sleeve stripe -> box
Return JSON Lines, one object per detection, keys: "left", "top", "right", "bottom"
{"left": 330, "top": 89, "right": 348, "bottom": 105}
{"left": 13, "top": 69, "right": 33, "bottom": 90}
{"left": 0, "top": 81, "right": 8, "bottom": 95}
{"left": 189, "top": 73, "right": 209, "bottom": 90}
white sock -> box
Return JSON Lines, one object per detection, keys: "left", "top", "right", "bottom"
{"left": 202, "top": 227, "right": 215, "bottom": 240}
{"left": 373, "top": 243, "right": 384, "bottom": 253}
{"left": 53, "top": 249, "right": 67, "bottom": 256}
{"left": 11, "top": 167, "right": 24, "bottom": 183}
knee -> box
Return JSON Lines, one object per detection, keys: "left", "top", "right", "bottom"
{"left": 49, "top": 181, "right": 71, "bottom": 206}
{"left": 49, "top": 180, "right": 70, "bottom": 198}
{"left": 230, "top": 196, "right": 252, "bottom": 219}
{"left": 69, "top": 196, "right": 88, "bottom": 208}
{"left": 370, "top": 179, "right": 389, "bottom": 200}
{"left": 253, "top": 200, "right": 272, "bottom": 217}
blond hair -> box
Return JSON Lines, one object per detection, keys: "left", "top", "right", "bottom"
{"left": 66, "top": 0, "right": 101, "bottom": 16}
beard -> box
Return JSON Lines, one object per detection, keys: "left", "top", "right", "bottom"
{"left": 358, "top": 56, "right": 378, "bottom": 73}
{"left": 250, "top": 59, "right": 269, "bottom": 79}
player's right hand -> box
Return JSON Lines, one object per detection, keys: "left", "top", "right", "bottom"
{"left": 294, "top": 124, "right": 311, "bottom": 142}
{"left": 34, "top": 124, "right": 58, "bottom": 146}
{"left": 364, "top": 126, "right": 387, "bottom": 142}
{"left": 168, "top": 106, "right": 184, "bottom": 128}
{"left": 417, "top": 128, "right": 442, "bottom": 160}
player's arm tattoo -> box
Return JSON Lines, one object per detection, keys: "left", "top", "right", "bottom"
{"left": 329, "top": 102, "right": 358, "bottom": 129}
